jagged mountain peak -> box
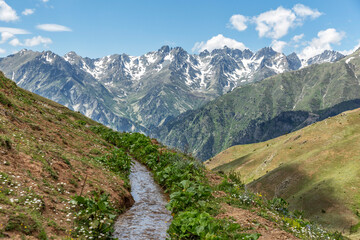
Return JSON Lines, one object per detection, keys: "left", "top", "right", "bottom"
{"left": 304, "top": 50, "right": 345, "bottom": 66}
{"left": 64, "top": 51, "right": 80, "bottom": 58}
{"left": 286, "top": 52, "right": 302, "bottom": 70}
{"left": 242, "top": 49, "right": 254, "bottom": 59}
{"left": 9, "top": 49, "right": 37, "bottom": 58}
{"left": 159, "top": 45, "right": 171, "bottom": 53}
{"left": 170, "top": 46, "right": 188, "bottom": 56}
{"left": 287, "top": 52, "right": 298, "bottom": 58}
{"left": 199, "top": 49, "right": 210, "bottom": 58}
{"left": 254, "top": 47, "right": 278, "bottom": 59}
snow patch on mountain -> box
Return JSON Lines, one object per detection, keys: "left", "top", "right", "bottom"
{"left": 346, "top": 57, "right": 355, "bottom": 64}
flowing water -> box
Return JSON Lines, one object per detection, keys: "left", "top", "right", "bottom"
{"left": 113, "top": 160, "right": 172, "bottom": 239}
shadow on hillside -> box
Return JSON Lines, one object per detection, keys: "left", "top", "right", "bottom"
{"left": 248, "top": 164, "right": 357, "bottom": 232}
{"left": 231, "top": 99, "right": 360, "bottom": 148}
{"left": 212, "top": 153, "right": 252, "bottom": 172}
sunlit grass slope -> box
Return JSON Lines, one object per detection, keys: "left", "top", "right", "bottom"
{"left": 206, "top": 108, "right": 360, "bottom": 237}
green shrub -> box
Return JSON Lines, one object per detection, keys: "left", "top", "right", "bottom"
{"left": 167, "top": 180, "right": 212, "bottom": 213}
{"left": 76, "top": 120, "right": 87, "bottom": 126}
{"left": 169, "top": 210, "right": 260, "bottom": 240}
{"left": 350, "top": 222, "right": 360, "bottom": 234}
{"left": 94, "top": 148, "right": 132, "bottom": 176}
{"left": 71, "top": 191, "right": 118, "bottom": 239}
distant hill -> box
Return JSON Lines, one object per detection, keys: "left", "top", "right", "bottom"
{"left": 155, "top": 49, "right": 360, "bottom": 161}
{"left": 205, "top": 108, "right": 360, "bottom": 237}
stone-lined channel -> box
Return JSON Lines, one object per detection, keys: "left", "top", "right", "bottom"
{"left": 113, "top": 160, "right": 172, "bottom": 239}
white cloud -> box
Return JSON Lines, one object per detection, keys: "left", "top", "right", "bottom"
{"left": 293, "top": 4, "right": 322, "bottom": 19}
{"left": 42, "top": 0, "right": 49, "bottom": 2}
{"left": 22, "top": 9, "right": 35, "bottom": 16}
{"left": 24, "top": 36, "right": 52, "bottom": 46}
{"left": 254, "top": 6, "right": 296, "bottom": 39}
{"left": 37, "top": 24, "right": 72, "bottom": 32}
{"left": 0, "top": 31, "right": 13, "bottom": 43}
{"left": 300, "top": 28, "right": 345, "bottom": 59}
{"left": 0, "top": 28, "right": 29, "bottom": 44}
{"left": 9, "top": 38, "right": 21, "bottom": 46}
{"left": 9, "top": 36, "right": 52, "bottom": 47}
{"left": 0, "top": 27, "right": 30, "bottom": 35}
{"left": 271, "top": 40, "right": 287, "bottom": 52}
{"left": 229, "top": 14, "right": 248, "bottom": 31}
{"left": 0, "top": 0, "right": 19, "bottom": 22}
{"left": 0, "top": 48, "right": 5, "bottom": 54}
{"left": 192, "top": 34, "right": 247, "bottom": 52}
{"left": 231, "top": 5, "right": 322, "bottom": 40}
{"left": 340, "top": 40, "right": 360, "bottom": 55}
{"left": 292, "top": 33, "right": 304, "bottom": 42}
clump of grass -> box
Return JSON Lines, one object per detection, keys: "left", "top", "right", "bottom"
{"left": 5, "top": 214, "right": 38, "bottom": 235}
{"left": 29, "top": 123, "right": 42, "bottom": 131}
{"left": 76, "top": 120, "right": 87, "bottom": 126}
{"left": 0, "top": 92, "right": 13, "bottom": 107}
{"left": 90, "top": 148, "right": 102, "bottom": 155}
{"left": 61, "top": 155, "right": 71, "bottom": 167}
{"left": 0, "top": 135, "right": 12, "bottom": 150}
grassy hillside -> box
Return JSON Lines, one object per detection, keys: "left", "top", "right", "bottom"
{"left": 0, "top": 72, "right": 134, "bottom": 239}
{"left": 206, "top": 108, "right": 360, "bottom": 238}
{"left": 156, "top": 49, "right": 360, "bottom": 161}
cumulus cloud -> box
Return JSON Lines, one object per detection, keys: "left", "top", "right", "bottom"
{"left": 0, "top": 27, "right": 29, "bottom": 44}
{"left": 9, "top": 38, "right": 21, "bottom": 46}
{"left": 292, "top": 33, "right": 304, "bottom": 42}
{"left": 192, "top": 34, "right": 247, "bottom": 52}
{"left": 340, "top": 40, "right": 360, "bottom": 55}
{"left": 37, "top": 24, "right": 72, "bottom": 32}
{"left": 22, "top": 9, "right": 35, "bottom": 16}
{"left": 0, "top": 31, "right": 14, "bottom": 43}
{"left": 300, "top": 28, "right": 345, "bottom": 59}
{"left": 9, "top": 36, "right": 52, "bottom": 47}
{"left": 0, "top": 48, "right": 5, "bottom": 54}
{"left": 0, "top": 0, "right": 19, "bottom": 22}
{"left": 271, "top": 40, "right": 287, "bottom": 52}
{"left": 229, "top": 14, "right": 248, "bottom": 31}
{"left": 254, "top": 7, "right": 296, "bottom": 39}
{"left": 230, "top": 4, "right": 322, "bottom": 40}
{"left": 42, "top": 0, "right": 49, "bottom": 2}
{"left": 293, "top": 4, "right": 322, "bottom": 19}
{"left": 24, "top": 36, "right": 52, "bottom": 46}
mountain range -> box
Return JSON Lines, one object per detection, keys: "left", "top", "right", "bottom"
{"left": 0, "top": 46, "right": 344, "bottom": 134}
{"left": 155, "top": 49, "right": 360, "bottom": 160}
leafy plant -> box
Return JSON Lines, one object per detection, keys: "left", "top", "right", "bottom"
{"left": 94, "top": 148, "right": 132, "bottom": 177}
{"left": 167, "top": 180, "right": 212, "bottom": 213}
{"left": 169, "top": 210, "right": 260, "bottom": 239}
{"left": 71, "top": 191, "right": 118, "bottom": 239}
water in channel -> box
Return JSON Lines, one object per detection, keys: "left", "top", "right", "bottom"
{"left": 113, "top": 160, "right": 172, "bottom": 239}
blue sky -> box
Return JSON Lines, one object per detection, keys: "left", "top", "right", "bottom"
{"left": 0, "top": 0, "right": 359, "bottom": 59}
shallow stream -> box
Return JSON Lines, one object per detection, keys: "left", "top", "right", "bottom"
{"left": 113, "top": 160, "right": 172, "bottom": 239}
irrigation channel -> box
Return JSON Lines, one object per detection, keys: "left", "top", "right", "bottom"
{"left": 113, "top": 160, "right": 172, "bottom": 239}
